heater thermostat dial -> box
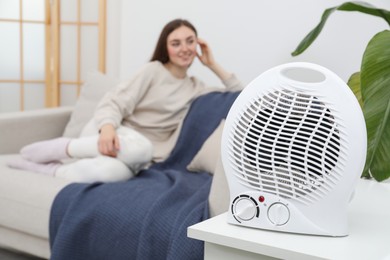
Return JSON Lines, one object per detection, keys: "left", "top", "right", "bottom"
{"left": 267, "top": 203, "right": 290, "bottom": 226}
{"left": 232, "top": 196, "right": 259, "bottom": 221}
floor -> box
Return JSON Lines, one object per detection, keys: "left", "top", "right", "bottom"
{"left": 0, "top": 248, "right": 45, "bottom": 260}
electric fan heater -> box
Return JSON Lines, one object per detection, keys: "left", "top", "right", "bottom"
{"left": 221, "top": 62, "right": 366, "bottom": 236}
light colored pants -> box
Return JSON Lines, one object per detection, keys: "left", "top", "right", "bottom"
{"left": 55, "top": 119, "right": 153, "bottom": 183}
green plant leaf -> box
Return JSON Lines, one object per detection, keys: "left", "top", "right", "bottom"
{"left": 347, "top": 72, "right": 363, "bottom": 107}
{"left": 347, "top": 72, "right": 372, "bottom": 179}
{"left": 360, "top": 30, "right": 390, "bottom": 181}
{"left": 291, "top": 1, "right": 390, "bottom": 56}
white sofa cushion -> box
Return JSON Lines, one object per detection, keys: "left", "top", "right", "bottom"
{"left": 0, "top": 154, "right": 72, "bottom": 239}
{"left": 208, "top": 157, "right": 230, "bottom": 217}
{"left": 0, "top": 226, "right": 50, "bottom": 259}
{"left": 187, "top": 120, "right": 225, "bottom": 175}
{"left": 62, "top": 71, "right": 119, "bottom": 138}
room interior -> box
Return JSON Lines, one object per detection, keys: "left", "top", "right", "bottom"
{"left": 0, "top": 0, "right": 389, "bottom": 259}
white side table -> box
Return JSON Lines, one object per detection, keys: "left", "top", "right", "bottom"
{"left": 188, "top": 179, "right": 390, "bottom": 260}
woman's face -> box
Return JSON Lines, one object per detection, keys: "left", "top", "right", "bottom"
{"left": 166, "top": 25, "right": 197, "bottom": 68}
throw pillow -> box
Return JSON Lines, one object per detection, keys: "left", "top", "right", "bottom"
{"left": 186, "top": 119, "right": 225, "bottom": 175}
{"left": 62, "top": 71, "right": 119, "bottom": 137}
{"left": 208, "top": 157, "right": 230, "bottom": 217}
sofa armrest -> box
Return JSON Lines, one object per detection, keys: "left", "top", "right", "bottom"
{"left": 0, "top": 107, "right": 73, "bottom": 154}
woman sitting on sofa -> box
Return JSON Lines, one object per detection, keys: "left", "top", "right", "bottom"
{"left": 8, "top": 18, "right": 243, "bottom": 183}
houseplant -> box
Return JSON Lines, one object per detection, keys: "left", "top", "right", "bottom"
{"left": 291, "top": 1, "right": 390, "bottom": 181}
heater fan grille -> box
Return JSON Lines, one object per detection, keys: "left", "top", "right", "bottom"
{"left": 228, "top": 88, "right": 346, "bottom": 204}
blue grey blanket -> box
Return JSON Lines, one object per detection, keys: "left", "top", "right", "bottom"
{"left": 49, "top": 91, "right": 239, "bottom": 260}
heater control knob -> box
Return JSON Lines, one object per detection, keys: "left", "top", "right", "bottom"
{"left": 234, "top": 197, "right": 258, "bottom": 221}
{"left": 267, "top": 203, "right": 290, "bottom": 226}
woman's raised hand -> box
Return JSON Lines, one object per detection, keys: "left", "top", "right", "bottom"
{"left": 196, "top": 38, "right": 232, "bottom": 82}
{"left": 196, "top": 38, "right": 216, "bottom": 67}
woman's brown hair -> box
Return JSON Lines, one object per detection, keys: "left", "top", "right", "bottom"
{"left": 150, "top": 19, "right": 197, "bottom": 64}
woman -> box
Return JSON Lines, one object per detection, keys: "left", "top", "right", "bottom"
{"left": 8, "top": 18, "right": 243, "bottom": 183}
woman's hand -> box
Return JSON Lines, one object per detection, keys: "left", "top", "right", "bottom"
{"left": 196, "top": 38, "right": 216, "bottom": 67}
{"left": 98, "top": 124, "right": 120, "bottom": 157}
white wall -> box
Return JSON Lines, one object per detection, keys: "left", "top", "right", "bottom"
{"left": 1, "top": 1, "right": 388, "bottom": 112}
{"left": 111, "top": 0, "right": 390, "bottom": 87}
{"left": 105, "top": 0, "right": 122, "bottom": 78}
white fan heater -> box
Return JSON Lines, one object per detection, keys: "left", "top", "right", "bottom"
{"left": 222, "top": 62, "right": 366, "bottom": 236}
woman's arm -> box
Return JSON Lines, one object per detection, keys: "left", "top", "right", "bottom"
{"left": 94, "top": 62, "right": 156, "bottom": 130}
{"left": 94, "top": 62, "right": 156, "bottom": 157}
{"left": 197, "top": 38, "right": 244, "bottom": 91}
{"left": 196, "top": 38, "right": 232, "bottom": 82}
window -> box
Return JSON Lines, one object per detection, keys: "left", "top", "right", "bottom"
{"left": 0, "top": 0, "right": 106, "bottom": 112}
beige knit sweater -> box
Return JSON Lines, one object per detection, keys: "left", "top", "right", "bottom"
{"left": 94, "top": 61, "right": 243, "bottom": 161}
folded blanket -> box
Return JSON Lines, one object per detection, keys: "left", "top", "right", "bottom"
{"left": 49, "top": 91, "right": 240, "bottom": 260}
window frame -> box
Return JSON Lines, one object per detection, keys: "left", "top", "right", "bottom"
{"left": 0, "top": 0, "right": 107, "bottom": 111}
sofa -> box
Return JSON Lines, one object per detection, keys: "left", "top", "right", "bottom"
{"left": 0, "top": 106, "right": 73, "bottom": 258}
{"left": 0, "top": 72, "right": 233, "bottom": 259}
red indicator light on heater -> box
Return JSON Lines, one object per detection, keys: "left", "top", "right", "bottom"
{"left": 259, "top": 196, "right": 265, "bottom": 203}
